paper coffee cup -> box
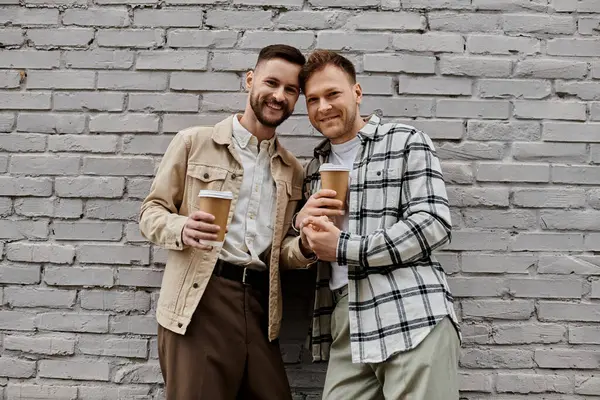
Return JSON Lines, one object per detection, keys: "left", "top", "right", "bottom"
{"left": 197, "top": 190, "right": 233, "bottom": 245}
{"left": 319, "top": 163, "right": 350, "bottom": 205}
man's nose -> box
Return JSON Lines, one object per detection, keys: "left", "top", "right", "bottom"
{"left": 318, "top": 99, "right": 332, "bottom": 113}
{"left": 272, "top": 87, "right": 285, "bottom": 102}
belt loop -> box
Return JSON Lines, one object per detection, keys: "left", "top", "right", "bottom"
{"left": 242, "top": 267, "right": 249, "bottom": 286}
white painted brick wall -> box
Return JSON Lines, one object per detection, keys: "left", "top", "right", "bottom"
{"left": 0, "top": 0, "right": 599, "bottom": 398}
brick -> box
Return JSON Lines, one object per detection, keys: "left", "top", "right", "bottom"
{"left": 98, "top": 29, "right": 164, "bottom": 48}
{"left": 494, "top": 323, "right": 566, "bottom": 345}
{"left": 548, "top": 38, "right": 600, "bottom": 56}
{"left": 579, "top": 17, "right": 600, "bottom": 35}
{"left": 149, "top": 338, "right": 158, "bottom": 359}
{"left": 98, "top": 71, "right": 167, "bottom": 92}
{"left": 461, "top": 324, "right": 491, "bottom": 344}
{"left": 589, "top": 189, "right": 600, "bottom": 209}
{"left": 129, "top": 93, "right": 198, "bottom": 112}
{"left": 318, "top": 32, "right": 390, "bottom": 51}
{"left": 54, "top": 92, "right": 125, "bottom": 112}
{"left": 27, "top": 28, "right": 94, "bottom": 47}
{"left": 496, "top": 373, "right": 571, "bottom": 394}
{"left": 463, "top": 300, "right": 533, "bottom": 320}
{"left": 0, "top": 155, "right": 7, "bottom": 173}
{"left": 535, "top": 349, "right": 600, "bottom": 369}
{"left": 211, "top": 51, "right": 257, "bottom": 71}
{"left": 81, "top": 290, "right": 150, "bottom": 312}
{"left": 0, "top": 8, "right": 59, "bottom": 25}
{"left": 241, "top": 31, "right": 315, "bottom": 50}
{"left": 37, "top": 312, "right": 109, "bottom": 333}
{"left": 467, "top": 120, "right": 540, "bottom": 141}
{"left": 539, "top": 255, "right": 600, "bottom": 275}
{"left": 437, "top": 142, "right": 504, "bottom": 160}
{"left": 0, "top": 133, "right": 46, "bottom": 152}
{"left": 570, "top": 326, "right": 600, "bottom": 344}
{"left": 357, "top": 75, "right": 393, "bottom": 95}
{"left": 115, "top": 363, "right": 162, "bottom": 384}
{"left": 513, "top": 143, "right": 587, "bottom": 163}
{"left": 0, "top": 50, "right": 59, "bottom": 69}
{"left": 0, "top": 113, "right": 15, "bottom": 132}
{"left": 593, "top": 62, "right": 600, "bottom": 79}
{"left": 0, "top": 264, "right": 40, "bottom": 284}
{"left": 136, "top": 50, "right": 208, "bottom": 71}
{"left": 447, "top": 187, "right": 509, "bottom": 207}
{"left": 10, "top": 155, "right": 80, "bottom": 175}
{"left": 276, "top": 11, "right": 341, "bottom": 30}
{"left": 116, "top": 268, "right": 163, "bottom": 287}
{"left": 593, "top": 102, "right": 600, "bottom": 120}
{"left": 133, "top": 9, "right": 204, "bottom": 27}
{"left": 346, "top": 12, "right": 424, "bottom": 30}
{"left": 474, "top": 0, "right": 549, "bottom": 10}
{"left": 206, "top": 11, "right": 273, "bottom": 29}
{"left": 460, "top": 372, "right": 493, "bottom": 392}
{"left": 503, "top": 14, "right": 575, "bottom": 34}
{"left": 90, "top": 113, "right": 159, "bottom": 133}
{"left": 463, "top": 209, "right": 535, "bottom": 229}
{"left": 429, "top": 12, "right": 502, "bottom": 32}
{"left": 448, "top": 277, "right": 508, "bottom": 297}
{"left": 201, "top": 93, "right": 249, "bottom": 113}
{"left": 85, "top": 199, "right": 141, "bottom": 220}
{"left": 477, "top": 163, "right": 549, "bottom": 182}
{"left": 360, "top": 97, "right": 434, "bottom": 117}
{"left": 478, "top": 79, "right": 550, "bottom": 99}
{"left": 0, "top": 92, "right": 50, "bottom": 110}
{"left": 446, "top": 230, "right": 510, "bottom": 251}
{"left": 309, "top": 0, "right": 378, "bottom": 7}
{"left": 586, "top": 233, "right": 600, "bottom": 251}
{"left": 171, "top": 72, "right": 240, "bottom": 92}
{"left": 434, "top": 253, "right": 459, "bottom": 275}
{"left": 0, "top": 197, "right": 11, "bottom": 216}
{"left": 53, "top": 221, "right": 122, "bottom": 241}
{"left": 553, "top": 165, "right": 600, "bottom": 185}
{"left": 460, "top": 349, "right": 534, "bottom": 369}
{"left": 4, "top": 287, "right": 76, "bottom": 308}
{"left": 63, "top": 8, "right": 129, "bottom": 27}
{"left": 436, "top": 99, "right": 509, "bottom": 119}
{"left": 49, "top": 135, "right": 119, "bottom": 153}
{"left": 39, "top": 360, "right": 110, "bottom": 381}
{"left": 515, "top": 59, "right": 588, "bottom": 79}
{"left": 363, "top": 54, "right": 435, "bottom": 73}
{"left": 125, "top": 223, "right": 146, "bottom": 242}
{"left": 64, "top": 50, "right": 134, "bottom": 69}
{"left": 509, "top": 278, "right": 582, "bottom": 298}
{"left": 513, "top": 188, "right": 586, "bottom": 208}
{"left": 111, "top": 315, "right": 157, "bottom": 335}
{"left": 27, "top": 70, "right": 95, "bottom": 90}
{"left": 539, "top": 301, "right": 600, "bottom": 322}
{"left": 4, "top": 335, "right": 75, "bottom": 355}
{"left": 6, "top": 384, "right": 77, "bottom": 400}
{"left": 553, "top": 0, "right": 600, "bottom": 12}
{"left": 398, "top": 76, "right": 471, "bottom": 95}
{"left": 77, "top": 386, "right": 152, "bottom": 400}
{"left": 543, "top": 122, "right": 600, "bottom": 143}
{"left": 592, "top": 145, "right": 600, "bottom": 164}
{"left": 515, "top": 100, "right": 586, "bottom": 121}
{"left": 556, "top": 81, "right": 600, "bottom": 101}
{"left": 0, "top": 220, "right": 47, "bottom": 240}
{"left": 79, "top": 244, "right": 150, "bottom": 265}
{"left": 467, "top": 34, "right": 540, "bottom": 55}
{"left": 17, "top": 112, "right": 86, "bottom": 134}
{"left": 462, "top": 254, "right": 535, "bottom": 274}
{"left": 55, "top": 177, "right": 124, "bottom": 198}
{"left": 440, "top": 56, "right": 512, "bottom": 77}
{"left": 45, "top": 267, "right": 114, "bottom": 287}
{"left": 0, "top": 312, "right": 36, "bottom": 333}
{"left": 7, "top": 243, "right": 74, "bottom": 264}
{"left": 0, "top": 30, "right": 22, "bottom": 51}
{"left": 440, "top": 162, "right": 474, "bottom": 184}
{"left": 0, "top": 176, "right": 52, "bottom": 196}
{"left": 26, "top": 0, "right": 86, "bottom": 5}
{"left": 123, "top": 135, "right": 174, "bottom": 155}
{"left": 576, "top": 376, "right": 600, "bottom": 396}
{"left": 168, "top": 30, "right": 237, "bottom": 48}
{"left": 234, "top": 0, "right": 301, "bottom": 5}
{"left": 513, "top": 232, "right": 584, "bottom": 251}
{"left": 126, "top": 178, "right": 152, "bottom": 199}
{"left": 0, "top": 357, "right": 36, "bottom": 378}
{"left": 540, "top": 210, "right": 600, "bottom": 231}
{"left": 82, "top": 156, "right": 155, "bottom": 176}
{"left": 78, "top": 335, "right": 147, "bottom": 358}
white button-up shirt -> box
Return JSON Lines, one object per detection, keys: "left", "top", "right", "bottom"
{"left": 220, "top": 115, "right": 276, "bottom": 270}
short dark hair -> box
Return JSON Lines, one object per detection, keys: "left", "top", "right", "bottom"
{"left": 299, "top": 50, "right": 356, "bottom": 92}
{"left": 255, "top": 44, "right": 306, "bottom": 69}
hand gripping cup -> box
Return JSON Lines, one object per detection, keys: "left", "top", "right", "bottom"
{"left": 319, "top": 163, "right": 351, "bottom": 206}
{"left": 197, "top": 190, "right": 233, "bottom": 246}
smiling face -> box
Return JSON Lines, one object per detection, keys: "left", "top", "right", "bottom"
{"left": 304, "top": 64, "right": 363, "bottom": 144}
{"left": 246, "top": 58, "right": 302, "bottom": 128}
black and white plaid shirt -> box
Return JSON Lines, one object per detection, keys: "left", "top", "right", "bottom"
{"left": 305, "top": 115, "right": 460, "bottom": 364}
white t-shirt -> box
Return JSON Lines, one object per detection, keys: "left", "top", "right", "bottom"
{"left": 328, "top": 136, "right": 361, "bottom": 290}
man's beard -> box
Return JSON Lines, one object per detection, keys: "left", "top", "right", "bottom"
{"left": 316, "top": 107, "right": 356, "bottom": 141}
{"left": 250, "top": 91, "right": 292, "bottom": 128}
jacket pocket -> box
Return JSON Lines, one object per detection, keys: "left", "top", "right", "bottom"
{"left": 186, "top": 164, "right": 230, "bottom": 206}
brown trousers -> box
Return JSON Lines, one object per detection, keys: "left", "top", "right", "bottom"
{"left": 157, "top": 274, "right": 292, "bottom": 400}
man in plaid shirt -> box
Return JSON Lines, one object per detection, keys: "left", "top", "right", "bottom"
{"left": 294, "top": 50, "right": 461, "bottom": 399}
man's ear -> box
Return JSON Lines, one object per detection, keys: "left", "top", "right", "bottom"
{"left": 245, "top": 70, "right": 254, "bottom": 91}
{"left": 354, "top": 82, "right": 363, "bottom": 105}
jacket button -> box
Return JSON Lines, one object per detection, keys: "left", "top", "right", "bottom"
{"left": 231, "top": 173, "right": 237, "bottom": 179}
{"left": 175, "top": 240, "right": 180, "bottom": 247}
{"left": 178, "top": 322, "right": 183, "bottom": 328}
{"left": 377, "top": 171, "right": 382, "bottom": 176}
{"left": 193, "top": 283, "right": 199, "bottom": 288}
{"left": 203, "top": 173, "right": 209, "bottom": 179}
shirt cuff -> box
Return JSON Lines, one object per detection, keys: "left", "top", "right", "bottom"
{"left": 337, "top": 231, "right": 360, "bottom": 268}
{"left": 293, "top": 236, "right": 318, "bottom": 266}
{"left": 166, "top": 214, "right": 189, "bottom": 250}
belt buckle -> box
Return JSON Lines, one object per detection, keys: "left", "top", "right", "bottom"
{"left": 242, "top": 267, "right": 249, "bottom": 286}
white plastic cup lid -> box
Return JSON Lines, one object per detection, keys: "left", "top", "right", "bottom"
{"left": 198, "top": 190, "right": 233, "bottom": 200}
{"left": 319, "top": 163, "right": 351, "bottom": 172}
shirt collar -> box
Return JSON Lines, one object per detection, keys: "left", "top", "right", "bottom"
{"left": 314, "top": 114, "right": 380, "bottom": 157}
{"left": 232, "top": 114, "right": 276, "bottom": 154}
